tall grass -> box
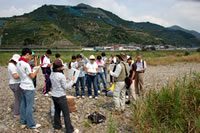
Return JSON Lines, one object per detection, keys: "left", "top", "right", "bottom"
{"left": 131, "top": 73, "right": 200, "bottom": 132}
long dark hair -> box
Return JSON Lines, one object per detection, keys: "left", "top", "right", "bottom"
{"left": 9, "top": 60, "right": 17, "bottom": 65}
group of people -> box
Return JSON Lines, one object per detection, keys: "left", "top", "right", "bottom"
{"left": 7, "top": 48, "right": 147, "bottom": 132}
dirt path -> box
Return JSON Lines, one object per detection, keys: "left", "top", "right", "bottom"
{"left": 0, "top": 63, "right": 200, "bottom": 133}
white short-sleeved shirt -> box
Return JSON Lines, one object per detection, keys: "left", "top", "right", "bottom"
{"left": 8, "top": 63, "right": 20, "bottom": 84}
{"left": 17, "top": 60, "right": 34, "bottom": 90}
{"left": 86, "top": 62, "right": 98, "bottom": 75}
{"left": 40, "top": 55, "right": 51, "bottom": 68}
{"left": 71, "top": 61, "right": 77, "bottom": 69}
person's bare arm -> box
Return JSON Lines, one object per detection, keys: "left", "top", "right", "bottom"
{"left": 12, "top": 73, "right": 19, "bottom": 79}
{"left": 29, "top": 67, "right": 40, "bottom": 79}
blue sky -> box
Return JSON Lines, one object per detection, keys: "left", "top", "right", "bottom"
{"left": 0, "top": 0, "right": 200, "bottom": 32}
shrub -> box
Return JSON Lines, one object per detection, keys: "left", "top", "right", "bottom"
{"left": 132, "top": 73, "right": 200, "bottom": 132}
{"left": 197, "top": 48, "right": 200, "bottom": 52}
{"left": 184, "top": 51, "right": 190, "bottom": 56}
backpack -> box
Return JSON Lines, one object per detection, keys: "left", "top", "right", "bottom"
{"left": 88, "top": 111, "right": 106, "bottom": 124}
{"left": 122, "top": 62, "right": 131, "bottom": 89}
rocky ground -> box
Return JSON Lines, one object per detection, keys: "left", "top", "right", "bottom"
{"left": 0, "top": 63, "right": 200, "bottom": 133}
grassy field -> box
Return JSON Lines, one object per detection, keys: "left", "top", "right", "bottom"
{"left": 131, "top": 72, "right": 200, "bottom": 132}
{"left": 0, "top": 50, "right": 200, "bottom": 66}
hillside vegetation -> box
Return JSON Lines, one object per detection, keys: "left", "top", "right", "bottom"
{"left": 0, "top": 3, "right": 200, "bottom": 47}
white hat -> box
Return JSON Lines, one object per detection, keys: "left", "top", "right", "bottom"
{"left": 89, "top": 55, "right": 95, "bottom": 60}
{"left": 10, "top": 54, "right": 20, "bottom": 63}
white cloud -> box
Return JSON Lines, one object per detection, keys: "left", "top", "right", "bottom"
{"left": 0, "top": 4, "right": 40, "bottom": 17}
{"left": 0, "top": 6, "right": 24, "bottom": 17}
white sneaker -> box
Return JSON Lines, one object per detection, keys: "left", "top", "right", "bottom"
{"left": 82, "top": 96, "right": 85, "bottom": 99}
{"left": 98, "top": 90, "right": 101, "bottom": 94}
{"left": 89, "top": 96, "right": 92, "bottom": 99}
{"left": 44, "top": 94, "right": 49, "bottom": 97}
{"left": 30, "top": 124, "right": 41, "bottom": 129}
{"left": 95, "top": 97, "right": 98, "bottom": 100}
{"left": 73, "top": 129, "right": 79, "bottom": 133}
{"left": 76, "top": 96, "right": 80, "bottom": 99}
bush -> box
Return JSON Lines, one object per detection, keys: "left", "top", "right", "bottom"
{"left": 132, "top": 73, "right": 200, "bottom": 132}
{"left": 184, "top": 51, "right": 190, "bottom": 56}
{"left": 197, "top": 48, "right": 200, "bottom": 52}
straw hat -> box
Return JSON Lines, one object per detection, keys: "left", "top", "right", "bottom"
{"left": 116, "top": 52, "right": 127, "bottom": 61}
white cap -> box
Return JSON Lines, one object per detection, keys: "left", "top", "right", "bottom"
{"left": 10, "top": 54, "right": 20, "bottom": 63}
{"left": 89, "top": 55, "right": 95, "bottom": 60}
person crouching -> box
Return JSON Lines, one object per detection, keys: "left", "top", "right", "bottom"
{"left": 50, "top": 59, "right": 79, "bottom": 133}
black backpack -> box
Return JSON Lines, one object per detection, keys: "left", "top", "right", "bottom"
{"left": 88, "top": 111, "right": 106, "bottom": 124}
{"left": 122, "top": 62, "right": 131, "bottom": 89}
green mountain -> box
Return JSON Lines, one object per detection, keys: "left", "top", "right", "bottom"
{"left": 0, "top": 3, "right": 199, "bottom": 47}
{"left": 168, "top": 25, "right": 200, "bottom": 39}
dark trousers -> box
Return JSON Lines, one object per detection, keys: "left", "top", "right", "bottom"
{"left": 88, "top": 75, "right": 98, "bottom": 97}
{"left": 52, "top": 96, "right": 74, "bottom": 133}
{"left": 43, "top": 73, "right": 51, "bottom": 94}
{"left": 33, "top": 76, "right": 37, "bottom": 88}
{"left": 75, "top": 77, "right": 85, "bottom": 96}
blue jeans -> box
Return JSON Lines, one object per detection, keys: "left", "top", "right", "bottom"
{"left": 75, "top": 77, "right": 85, "bottom": 96}
{"left": 20, "top": 89, "right": 36, "bottom": 128}
{"left": 103, "top": 66, "right": 107, "bottom": 81}
{"left": 97, "top": 72, "right": 107, "bottom": 91}
{"left": 85, "top": 74, "right": 89, "bottom": 89}
{"left": 88, "top": 75, "right": 98, "bottom": 97}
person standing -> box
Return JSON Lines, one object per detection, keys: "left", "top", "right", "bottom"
{"left": 75, "top": 54, "right": 85, "bottom": 99}
{"left": 50, "top": 59, "right": 79, "bottom": 133}
{"left": 109, "top": 54, "right": 117, "bottom": 84}
{"left": 96, "top": 55, "right": 107, "bottom": 93}
{"left": 86, "top": 55, "right": 99, "bottom": 99}
{"left": 28, "top": 52, "right": 38, "bottom": 88}
{"left": 127, "top": 57, "right": 137, "bottom": 104}
{"left": 70, "top": 55, "right": 77, "bottom": 69}
{"left": 134, "top": 54, "right": 147, "bottom": 96}
{"left": 8, "top": 54, "right": 21, "bottom": 118}
{"left": 17, "top": 48, "right": 41, "bottom": 129}
{"left": 109, "top": 53, "right": 130, "bottom": 113}
{"left": 40, "top": 49, "right": 52, "bottom": 96}
{"left": 101, "top": 52, "right": 108, "bottom": 80}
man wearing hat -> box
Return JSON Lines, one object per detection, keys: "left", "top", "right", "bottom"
{"left": 109, "top": 53, "right": 130, "bottom": 113}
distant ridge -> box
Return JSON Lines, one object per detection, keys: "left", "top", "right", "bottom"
{"left": 0, "top": 3, "right": 199, "bottom": 47}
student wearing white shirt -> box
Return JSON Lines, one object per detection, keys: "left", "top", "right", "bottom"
{"left": 8, "top": 54, "right": 21, "bottom": 117}
{"left": 86, "top": 55, "right": 99, "bottom": 99}
{"left": 134, "top": 54, "right": 147, "bottom": 96}
{"left": 40, "top": 49, "right": 52, "bottom": 96}
{"left": 17, "top": 48, "right": 41, "bottom": 129}
{"left": 70, "top": 55, "right": 77, "bottom": 69}
{"left": 109, "top": 53, "right": 130, "bottom": 113}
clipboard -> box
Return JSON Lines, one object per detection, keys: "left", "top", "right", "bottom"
{"left": 68, "top": 68, "right": 80, "bottom": 83}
